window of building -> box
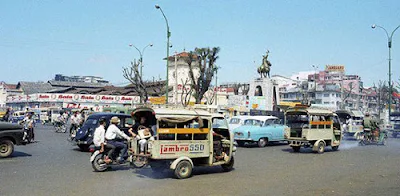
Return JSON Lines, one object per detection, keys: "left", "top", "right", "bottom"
{"left": 324, "top": 94, "right": 329, "bottom": 97}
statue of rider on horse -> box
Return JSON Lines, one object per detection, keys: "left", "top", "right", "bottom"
{"left": 257, "top": 50, "right": 272, "bottom": 78}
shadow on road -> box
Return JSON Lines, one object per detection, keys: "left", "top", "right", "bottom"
{"left": 241, "top": 141, "right": 289, "bottom": 148}
{"left": 11, "top": 151, "right": 32, "bottom": 158}
{"left": 132, "top": 166, "right": 235, "bottom": 180}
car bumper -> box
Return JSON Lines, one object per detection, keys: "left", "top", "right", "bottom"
{"left": 234, "top": 138, "right": 254, "bottom": 142}
{"left": 75, "top": 140, "right": 90, "bottom": 145}
{"left": 288, "top": 139, "right": 311, "bottom": 147}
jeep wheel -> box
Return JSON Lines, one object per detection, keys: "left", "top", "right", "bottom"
{"left": 174, "top": 160, "right": 192, "bottom": 179}
{"left": 316, "top": 141, "right": 325, "bottom": 154}
{"left": 221, "top": 156, "right": 234, "bottom": 172}
{"left": 292, "top": 146, "right": 301, "bottom": 152}
{"left": 0, "top": 140, "right": 14, "bottom": 158}
{"left": 257, "top": 138, "right": 268, "bottom": 148}
{"left": 332, "top": 145, "right": 339, "bottom": 151}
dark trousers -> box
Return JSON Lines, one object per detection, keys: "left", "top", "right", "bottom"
{"left": 107, "top": 140, "right": 127, "bottom": 159}
{"left": 70, "top": 124, "right": 78, "bottom": 134}
{"left": 95, "top": 144, "right": 116, "bottom": 158}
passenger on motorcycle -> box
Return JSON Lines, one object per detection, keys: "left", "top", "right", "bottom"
{"left": 93, "top": 118, "right": 114, "bottom": 164}
{"left": 129, "top": 116, "right": 154, "bottom": 155}
{"left": 105, "top": 117, "right": 131, "bottom": 163}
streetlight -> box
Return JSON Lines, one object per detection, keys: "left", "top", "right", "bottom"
{"left": 129, "top": 43, "right": 153, "bottom": 78}
{"left": 213, "top": 66, "right": 221, "bottom": 105}
{"left": 312, "top": 65, "right": 318, "bottom": 91}
{"left": 372, "top": 23, "right": 400, "bottom": 116}
{"left": 155, "top": 4, "right": 171, "bottom": 104}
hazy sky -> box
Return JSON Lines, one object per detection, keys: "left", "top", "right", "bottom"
{"left": 1, "top": 1, "right": 399, "bottom": 87}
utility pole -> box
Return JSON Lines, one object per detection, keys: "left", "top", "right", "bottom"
{"left": 174, "top": 51, "right": 178, "bottom": 105}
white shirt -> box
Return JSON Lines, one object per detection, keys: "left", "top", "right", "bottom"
{"left": 71, "top": 115, "right": 82, "bottom": 125}
{"left": 93, "top": 125, "right": 106, "bottom": 147}
{"left": 105, "top": 124, "right": 130, "bottom": 141}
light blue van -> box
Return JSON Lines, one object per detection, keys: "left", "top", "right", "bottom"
{"left": 233, "top": 116, "right": 288, "bottom": 147}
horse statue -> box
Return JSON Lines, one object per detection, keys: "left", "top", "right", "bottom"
{"left": 257, "top": 50, "right": 272, "bottom": 78}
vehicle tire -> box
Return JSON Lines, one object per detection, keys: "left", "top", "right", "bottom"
{"left": 78, "top": 144, "right": 90, "bottom": 152}
{"left": 236, "top": 141, "right": 245, "bottom": 147}
{"left": 221, "top": 156, "right": 234, "bottom": 172}
{"left": 393, "top": 133, "right": 397, "bottom": 138}
{"left": 131, "top": 155, "right": 147, "bottom": 168}
{"left": 332, "top": 145, "right": 339, "bottom": 151}
{"left": 61, "top": 125, "right": 67, "bottom": 133}
{"left": 91, "top": 154, "right": 108, "bottom": 172}
{"left": 0, "top": 140, "right": 14, "bottom": 158}
{"left": 292, "top": 146, "right": 301, "bottom": 152}
{"left": 257, "top": 138, "right": 268, "bottom": 148}
{"left": 316, "top": 141, "right": 325, "bottom": 154}
{"left": 174, "top": 160, "right": 193, "bottom": 179}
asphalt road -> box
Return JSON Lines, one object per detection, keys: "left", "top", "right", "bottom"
{"left": 1, "top": 125, "right": 400, "bottom": 196}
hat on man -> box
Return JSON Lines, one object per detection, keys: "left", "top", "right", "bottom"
{"left": 110, "top": 116, "right": 120, "bottom": 124}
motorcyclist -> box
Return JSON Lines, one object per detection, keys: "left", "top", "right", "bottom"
{"left": 363, "top": 112, "right": 379, "bottom": 141}
{"left": 22, "top": 112, "right": 35, "bottom": 142}
{"left": 105, "top": 116, "right": 131, "bottom": 163}
{"left": 69, "top": 111, "right": 82, "bottom": 136}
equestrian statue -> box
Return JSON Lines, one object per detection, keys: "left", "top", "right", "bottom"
{"left": 257, "top": 50, "right": 272, "bottom": 78}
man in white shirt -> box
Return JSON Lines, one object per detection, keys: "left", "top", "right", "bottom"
{"left": 70, "top": 111, "right": 81, "bottom": 135}
{"left": 93, "top": 118, "right": 114, "bottom": 163}
{"left": 105, "top": 116, "right": 131, "bottom": 162}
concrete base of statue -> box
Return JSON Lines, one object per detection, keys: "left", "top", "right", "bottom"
{"left": 247, "top": 78, "right": 278, "bottom": 111}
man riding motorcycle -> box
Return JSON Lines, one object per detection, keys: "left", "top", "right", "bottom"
{"left": 105, "top": 117, "right": 131, "bottom": 163}
{"left": 363, "top": 112, "right": 379, "bottom": 141}
{"left": 93, "top": 118, "right": 114, "bottom": 164}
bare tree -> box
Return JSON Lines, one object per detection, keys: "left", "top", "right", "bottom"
{"left": 180, "top": 78, "right": 194, "bottom": 107}
{"left": 341, "top": 82, "right": 355, "bottom": 109}
{"left": 185, "top": 47, "right": 220, "bottom": 103}
{"left": 123, "top": 60, "right": 148, "bottom": 103}
{"left": 204, "top": 88, "right": 216, "bottom": 105}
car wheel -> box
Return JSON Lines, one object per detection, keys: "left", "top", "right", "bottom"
{"left": 393, "top": 133, "right": 397, "bottom": 138}
{"left": 0, "top": 140, "right": 14, "bottom": 158}
{"left": 78, "top": 144, "right": 90, "bottom": 152}
{"left": 236, "top": 141, "right": 245, "bottom": 147}
{"left": 257, "top": 138, "right": 268, "bottom": 148}
{"left": 292, "top": 146, "right": 301, "bottom": 152}
{"left": 174, "top": 160, "right": 193, "bottom": 179}
{"left": 316, "top": 141, "right": 325, "bottom": 154}
{"left": 221, "top": 156, "right": 234, "bottom": 172}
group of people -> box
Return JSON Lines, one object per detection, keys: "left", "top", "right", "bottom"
{"left": 93, "top": 115, "right": 153, "bottom": 164}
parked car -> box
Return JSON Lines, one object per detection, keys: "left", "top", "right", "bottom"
{"left": 10, "top": 111, "right": 26, "bottom": 124}
{"left": 228, "top": 116, "right": 252, "bottom": 131}
{"left": 74, "top": 113, "right": 134, "bottom": 151}
{"left": 0, "top": 122, "right": 25, "bottom": 158}
{"left": 233, "top": 116, "right": 288, "bottom": 147}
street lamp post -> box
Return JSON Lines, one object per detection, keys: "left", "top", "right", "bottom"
{"left": 129, "top": 43, "right": 153, "bottom": 78}
{"left": 372, "top": 24, "right": 400, "bottom": 117}
{"left": 155, "top": 4, "right": 171, "bottom": 104}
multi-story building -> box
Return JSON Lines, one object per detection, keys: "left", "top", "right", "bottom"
{"left": 0, "top": 82, "right": 23, "bottom": 107}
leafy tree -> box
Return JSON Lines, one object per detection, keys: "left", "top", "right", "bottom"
{"left": 185, "top": 47, "right": 220, "bottom": 103}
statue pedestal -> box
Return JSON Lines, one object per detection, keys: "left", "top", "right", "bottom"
{"left": 247, "top": 78, "right": 278, "bottom": 111}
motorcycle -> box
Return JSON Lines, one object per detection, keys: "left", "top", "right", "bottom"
{"left": 54, "top": 121, "right": 67, "bottom": 133}
{"left": 90, "top": 141, "right": 147, "bottom": 172}
{"left": 359, "top": 128, "right": 388, "bottom": 146}
{"left": 22, "top": 127, "right": 34, "bottom": 143}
